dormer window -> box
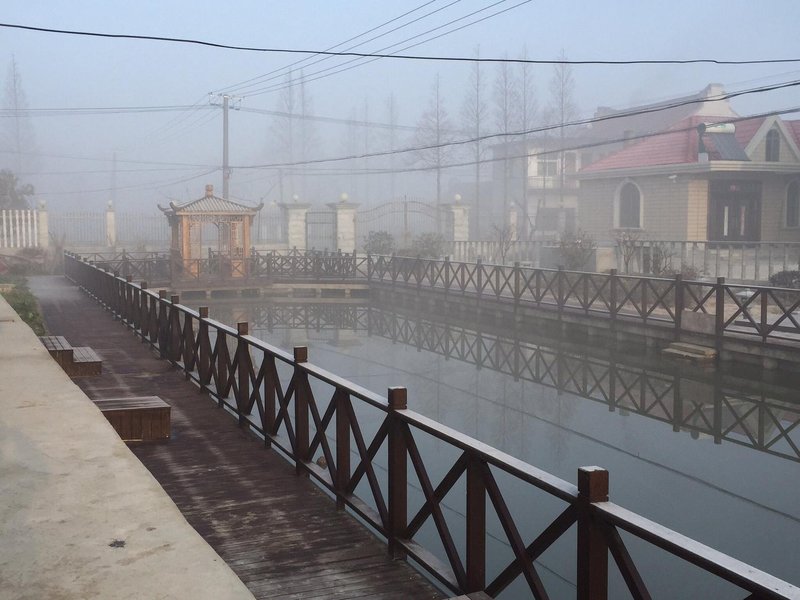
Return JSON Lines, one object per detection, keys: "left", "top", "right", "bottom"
{"left": 766, "top": 129, "right": 780, "bottom": 162}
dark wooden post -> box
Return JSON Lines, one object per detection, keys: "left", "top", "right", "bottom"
{"left": 182, "top": 307, "right": 195, "bottom": 380}
{"left": 674, "top": 274, "right": 684, "bottom": 340}
{"left": 139, "top": 282, "right": 148, "bottom": 339}
{"left": 387, "top": 386, "right": 408, "bottom": 560}
{"left": 577, "top": 466, "right": 609, "bottom": 600}
{"left": 294, "top": 346, "right": 309, "bottom": 477}
{"left": 169, "top": 295, "right": 181, "bottom": 364}
{"left": 236, "top": 322, "right": 250, "bottom": 428}
{"left": 335, "top": 390, "right": 351, "bottom": 510}
{"left": 157, "top": 290, "right": 168, "bottom": 358}
{"left": 715, "top": 277, "right": 725, "bottom": 355}
{"left": 216, "top": 329, "right": 229, "bottom": 407}
{"left": 513, "top": 261, "right": 521, "bottom": 309}
{"left": 124, "top": 275, "right": 133, "bottom": 324}
{"left": 609, "top": 269, "right": 618, "bottom": 331}
{"left": 759, "top": 287, "right": 768, "bottom": 344}
{"left": 198, "top": 307, "right": 211, "bottom": 391}
{"left": 466, "top": 454, "right": 486, "bottom": 592}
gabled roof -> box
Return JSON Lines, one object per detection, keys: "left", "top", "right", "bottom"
{"left": 159, "top": 185, "right": 262, "bottom": 215}
{"left": 580, "top": 112, "right": 800, "bottom": 175}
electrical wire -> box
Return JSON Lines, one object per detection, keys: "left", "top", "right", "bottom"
{"left": 4, "top": 21, "right": 798, "bottom": 67}
{"left": 231, "top": 80, "right": 800, "bottom": 169}
{"left": 239, "top": 0, "right": 527, "bottom": 98}
{"left": 217, "top": 0, "right": 451, "bottom": 95}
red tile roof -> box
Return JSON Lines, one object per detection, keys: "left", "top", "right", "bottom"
{"left": 580, "top": 114, "right": 790, "bottom": 174}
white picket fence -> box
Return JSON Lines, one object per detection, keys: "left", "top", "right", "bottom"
{"left": 0, "top": 210, "right": 40, "bottom": 249}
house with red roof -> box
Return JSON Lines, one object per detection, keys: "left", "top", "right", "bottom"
{"left": 576, "top": 87, "right": 800, "bottom": 245}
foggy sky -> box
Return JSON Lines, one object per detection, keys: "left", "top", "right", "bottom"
{"left": 1, "top": 0, "right": 799, "bottom": 212}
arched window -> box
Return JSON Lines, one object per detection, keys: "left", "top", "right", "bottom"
{"left": 766, "top": 129, "right": 781, "bottom": 162}
{"left": 617, "top": 182, "right": 642, "bottom": 228}
{"left": 787, "top": 181, "right": 800, "bottom": 228}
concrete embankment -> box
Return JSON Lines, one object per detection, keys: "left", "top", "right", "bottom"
{"left": 0, "top": 294, "right": 254, "bottom": 600}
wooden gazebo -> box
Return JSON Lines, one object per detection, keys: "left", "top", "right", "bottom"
{"left": 160, "top": 184, "right": 262, "bottom": 279}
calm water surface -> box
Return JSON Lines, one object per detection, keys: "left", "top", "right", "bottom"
{"left": 208, "top": 298, "right": 800, "bottom": 598}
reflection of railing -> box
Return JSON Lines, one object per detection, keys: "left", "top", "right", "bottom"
{"left": 367, "top": 309, "right": 800, "bottom": 464}
{"left": 67, "top": 251, "right": 800, "bottom": 347}
{"left": 240, "top": 302, "right": 800, "bottom": 464}
{"left": 64, "top": 252, "right": 800, "bottom": 600}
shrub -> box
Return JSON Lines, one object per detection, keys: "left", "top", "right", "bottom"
{"left": 362, "top": 230, "right": 395, "bottom": 255}
{"left": 409, "top": 232, "right": 445, "bottom": 259}
{"left": 1, "top": 281, "right": 45, "bottom": 335}
{"left": 557, "top": 229, "right": 596, "bottom": 271}
{"left": 769, "top": 270, "right": 800, "bottom": 289}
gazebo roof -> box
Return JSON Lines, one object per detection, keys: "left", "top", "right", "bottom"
{"left": 159, "top": 185, "right": 262, "bottom": 216}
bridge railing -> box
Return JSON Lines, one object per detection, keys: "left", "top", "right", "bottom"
{"left": 63, "top": 252, "right": 800, "bottom": 600}
{"left": 67, "top": 250, "right": 800, "bottom": 345}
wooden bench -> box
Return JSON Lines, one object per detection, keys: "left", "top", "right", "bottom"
{"left": 39, "top": 335, "right": 102, "bottom": 377}
{"left": 93, "top": 396, "right": 171, "bottom": 442}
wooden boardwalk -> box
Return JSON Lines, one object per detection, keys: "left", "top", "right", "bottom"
{"left": 32, "top": 276, "right": 442, "bottom": 600}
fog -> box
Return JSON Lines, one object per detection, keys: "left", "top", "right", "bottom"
{"left": 1, "top": 1, "right": 799, "bottom": 218}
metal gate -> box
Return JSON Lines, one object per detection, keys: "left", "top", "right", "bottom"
{"left": 357, "top": 198, "right": 439, "bottom": 249}
{"left": 305, "top": 209, "right": 335, "bottom": 251}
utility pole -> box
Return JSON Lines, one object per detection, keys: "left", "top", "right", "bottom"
{"left": 209, "top": 93, "right": 241, "bottom": 199}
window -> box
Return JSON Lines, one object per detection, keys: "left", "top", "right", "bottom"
{"left": 787, "top": 181, "right": 800, "bottom": 228}
{"left": 617, "top": 182, "right": 642, "bottom": 228}
{"left": 537, "top": 158, "right": 557, "bottom": 177}
{"left": 766, "top": 129, "right": 780, "bottom": 162}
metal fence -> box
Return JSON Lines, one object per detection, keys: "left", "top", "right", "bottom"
{"left": 49, "top": 211, "right": 107, "bottom": 246}
{"left": 116, "top": 213, "right": 170, "bottom": 247}
{"left": 0, "top": 209, "right": 39, "bottom": 248}
{"left": 621, "top": 240, "right": 800, "bottom": 282}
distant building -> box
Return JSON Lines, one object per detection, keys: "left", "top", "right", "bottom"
{"left": 576, "top": 86, "right": 800, "bottom": 244}
{"left": 486, "top": 84, "right": 800, "bottom": 245}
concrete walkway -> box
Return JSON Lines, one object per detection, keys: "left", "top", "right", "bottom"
{"left": 0, "top": 286, "right": 254, "bottom": 599}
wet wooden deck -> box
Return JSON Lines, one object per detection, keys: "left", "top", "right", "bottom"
{"left": 32, "top": 276, "right": 442, "bottom": 600}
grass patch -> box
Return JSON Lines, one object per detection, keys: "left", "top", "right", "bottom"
{"left": 0, "top": 274, "right": 46, "bottom": 335}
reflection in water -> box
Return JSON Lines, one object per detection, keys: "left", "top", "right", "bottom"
{"left": 207, "top": 298, "right": 800, "bottom": 592}
{"left": 213, "top": 300, "right": 800, "bottom": 465}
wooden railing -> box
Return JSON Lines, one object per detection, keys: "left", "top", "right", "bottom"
{"left": 64, "top": 252, "right": 799, "bottom": 600}
{"left": 67, "top": 250, "right": 800, "bottom": 346}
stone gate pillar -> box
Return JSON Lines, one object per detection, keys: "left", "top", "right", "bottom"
{"left": 37, "top": 201, "right": 49, "bottom": 248}
{"left": 327, "top": 196, "right": 359, "bottom": 253}
{"left": 106, "top": 201, "right": 117, "bottom": 247}
{"left": 442, "top": 198, "right": 470, "bottom": 242}
{"left": 280, "top": 202, "right": 311, "bottom": 250}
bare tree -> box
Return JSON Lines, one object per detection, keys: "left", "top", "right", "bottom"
{"left": 411, "top": 74, "right": 455, "bottom": 228}
{"left": 493, "top": 58, "right": 513, "bottom": 229}
{"left": 548, "top": 49, "right": 577, "bottom": 209}
{"left": 513, "top": 47, "right": 538, "bottom": 240}
{"left": 460, "top": 47, "right": 488, "bottom": 237}
{"left": 3, "top": 57, "right": 37, "bottom": 177}
{"left": 384, "top": 93, "right": 399, "bottom": 200}
{"left": 269, "top": 70, "right": 318, "bottom": 201}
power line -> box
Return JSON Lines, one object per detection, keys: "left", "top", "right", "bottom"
{"left": 231, "top": 80, "right": 800, "bottom": 169}
{"left": 34, "top": 168, "right": 219, "bottom": 197}
{"left": 4, "top": 21, "right": 799, "bottom": 67}
{"left": 0, "top": 104, "right": 212, "bottom": 117}
{"left": 239, "top": 0, "right": 531, "bottom": 98}
{"left": 217, "top": 0, "right": 451, "bottom": 95}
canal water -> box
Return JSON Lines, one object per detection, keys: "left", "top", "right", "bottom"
{"left": 207, "top": 297, "right": 800, "bottom": 598}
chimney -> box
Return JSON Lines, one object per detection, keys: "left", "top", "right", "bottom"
{"left": 205, "top": 184, "right": 214, "bottom": 197}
